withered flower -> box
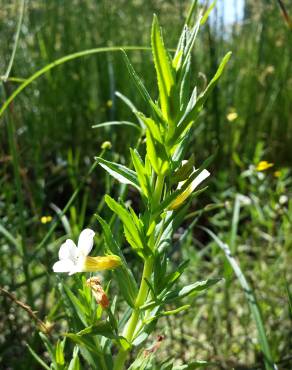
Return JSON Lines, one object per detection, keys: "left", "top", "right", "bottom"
{"left": 86, "top": 276, "right": 109, "bottom": 309}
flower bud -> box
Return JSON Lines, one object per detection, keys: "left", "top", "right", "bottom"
{"left": 101, "top": 141, "right": 112, "bottom": 150}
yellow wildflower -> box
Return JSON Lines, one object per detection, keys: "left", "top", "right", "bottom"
{"left": 256, "top": 161, "right": 274, "bottom": 172}
{"left": 40, "top": 216, "right": 52, "bottom": 224}
{"left": 226, "top": 112, "right": 238, "bottom": 122}
{"left": 106, "top": 99, "right": 113, "bottom": 108}
{"left": 274, "top": 170, "right": 281, "bottom": 178}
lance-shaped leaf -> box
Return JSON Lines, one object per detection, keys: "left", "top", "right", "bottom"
{"left": 92, "top": 120, "right": 141, "bottom": 131}
{"left": 115, "top": 91, "right": 145, "bottom": 129}
{"left": 136, "top": 113, "right": 163, "bottom": 143}
{"left": 95, "top": 157, "right": 140, "bottom": 190}
{"left": 68, "top": 346, "right": 80, "bottom": 370}
{"left": 151, "top": 15, "right": 175, "bottom": 122}
{"left": 146, "top": 130, "right": 169, "bottom": 176}
{"left": 163, "top": 278, "right": 221, "bottom": 304}
{"left": 105, "top": 195, "right": 145, "bottom": 253}
{"left": 60, "top": 284, "right": 88, "bottom": 326}
{"left": 75, "top": 322, "right": 116, "bottom": 339}
{"left": 122, "top": 50, "right": 164, "bottom": 122}
{"left": 181, "top": 15, "right": 202, "bottom": 71}
{"left": 200, "top": 1, "right": 216, "bottom": 26}
{"left": 130, "top": 148, "right": 152, "bottom": 198}
{"left": 146, "top": 130, "right": 160, "bottom": 175}
{"left": 170, "top": 52, "right": 232, "bottom": 145}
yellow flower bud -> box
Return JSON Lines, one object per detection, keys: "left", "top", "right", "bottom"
{"left": 101, "top": 141, "right": 112, "bottom": 150}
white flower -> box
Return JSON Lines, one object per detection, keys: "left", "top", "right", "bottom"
{"left": 53, "top": 228, "right": 95, "bottom": 275}
{"left": 52, "top": 228, "right": 121, "bottom": 275}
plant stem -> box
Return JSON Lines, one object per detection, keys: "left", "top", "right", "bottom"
{"left": 113, "top": 257, "right": 153, "bottom": 370}
{"left": 113, "top": 173, "right": 164, "bottom": 370}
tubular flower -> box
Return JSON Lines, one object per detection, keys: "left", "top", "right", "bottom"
{"left": 53, "top": 228, "right": 121, "bottom": 275}
{"left": 169, "top": 168, "right": 210, "bottom": 210}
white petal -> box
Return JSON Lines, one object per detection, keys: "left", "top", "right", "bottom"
{"left": 53, "top": 259, "right": 75, "bottom": 273}
{"left": 190, "top": 169, "right": 210, "bottom": 192}
{"left": 58, "top": 239, "right": 78, "bottom": 261}
{"left": 77, "top": 228, "right": 95, "bottom": 256}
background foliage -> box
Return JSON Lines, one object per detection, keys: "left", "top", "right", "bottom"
{"left": 0, "top": 0, "right": 291, "bottom": 369}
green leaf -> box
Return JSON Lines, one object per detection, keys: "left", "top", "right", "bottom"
{"left": 68, "top": 347, "right": 80, "bottom": 370}
{"left": 76, "top": 321, "right": 116, "bottom": 339}
{"left": 172, "top": 52, "right": 232, "bottom": 144}
{"left": 115, "top": 91, "right": 145, "bottom": 129}
{"left": 65, "top": 334, "right": 98, "bottom": 354}
{"left": 146, "top": 130, "right": 169, "bottom": 175}
{"left": 161, "top": 304, "right": 190, "bottom": 316}
{"left": 27, "top": 344, "right": 50, "bottom": 370}
{"left": 39, "top": 332, "right": 55, "bottom": 361}
{"left": 178, "top": 278, "right": 221, "bottom": 298}
{"left": 137, "top": 113, "right": 163, "bottom": 143}
{"left": 181, "top": 16, "right": 201, "bottom": 71}
{"left": 122, "top": 50, "right": 163, "bottom": 121}
{"left": 200, "top": 1, "right": 217, "bottom": 25}
{"left": 61, "top": 284, "right": 88, "bottom": 326}
{"left": 151, "top": 15, "right": 175, "bottom": 122}
{"left": 55, "top": 339, "right": 65, "bottom": 365}
{"left": 92, "top": 120, "right": 141, "bottom": 131}
{"left": 146, "top": 130, "right": 160, "bottom": 175}
{"left": 179, "top": 58, "right": 192, "bottom": 112}
{"left": 105, "top": 195, "right": 145, "bottom": 253}
{"left": 130, "top": 148, "right": 152, "bottom": 198}
{"left": 95, "top": 157, "right": 140, "bottom": 190}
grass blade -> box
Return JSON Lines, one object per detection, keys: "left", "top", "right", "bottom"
{"left": 0, "top": 46, "right": 151, "bottom": 117}
{"left": 202, "top": 227, "right": 277, "bottom": 370}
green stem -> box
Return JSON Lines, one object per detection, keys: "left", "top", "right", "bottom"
{"left": 114, "top": 173, "right": 164, "bottom": 370}
{"left": 153, "top": 173, "right": 164, "bottom": 207}
{"left": 113, "top": 257, "right": 153, "bottom": 370}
